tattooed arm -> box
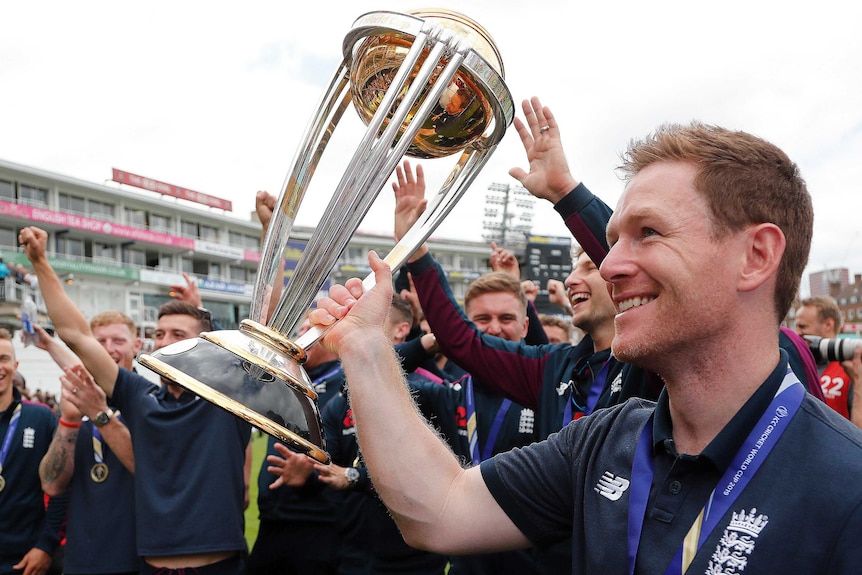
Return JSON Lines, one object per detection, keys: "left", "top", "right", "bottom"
{"left": 39, "top": 381, "right": 80, "bottom": 496}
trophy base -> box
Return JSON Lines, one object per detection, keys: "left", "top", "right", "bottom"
{"left": 138, "top": 327, "right": 329, "bottom": 464}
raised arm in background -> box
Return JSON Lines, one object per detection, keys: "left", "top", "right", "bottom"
{"left": 20, "top": 227, "right": 120, "bottom": 396}
{"left": 308, "top": 252, "right": 529, "bottom": 554}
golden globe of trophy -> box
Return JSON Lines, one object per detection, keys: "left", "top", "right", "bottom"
{"left": 139, "top": 9, "right": 513, "bottom": 463}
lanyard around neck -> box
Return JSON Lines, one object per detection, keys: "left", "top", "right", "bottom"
{"left": 464, "top": 376, "right": 512, "bottom": 465}
{"left": 0, "top": 403, "right": 22, "bottom": 473}
{"left": 626, "top": 369, "right": 805, "bottom": 575}
{"left": 562, "top": 359, "right": 610, "bottom": 426}
{"left": 91, "top": 412, "right": 123, "bottom": 464}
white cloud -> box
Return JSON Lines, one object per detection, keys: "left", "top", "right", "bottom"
{"left": 3, "top": 0, "right": 862, "bottom": 295}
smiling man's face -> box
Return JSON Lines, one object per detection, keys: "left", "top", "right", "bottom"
{"left": 602, "top": 161, "right": 741, "bottom": 369}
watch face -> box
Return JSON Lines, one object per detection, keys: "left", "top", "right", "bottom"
{"left": 93, "top": 412, "right": 111, "bottom": 426}
{"left": 345, "top": 467, "right": 360, "bottom": 482}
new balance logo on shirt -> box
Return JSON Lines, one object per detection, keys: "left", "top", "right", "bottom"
{"left": 595, "top": 471, "right": 630, "bottom": 501}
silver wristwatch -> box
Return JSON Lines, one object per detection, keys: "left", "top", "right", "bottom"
{"left": 344, "top": 466, "right": 360, "bottom": 487}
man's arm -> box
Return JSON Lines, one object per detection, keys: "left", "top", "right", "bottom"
{"left": 65, "top": 366, "right": 135, "bottom": 473}
{"left": 392, "top": 160, "right": 430, "bottom": 263}
{"left": 254, "top": 190, "right": 283, "bottom": 324}
{"left": 308, "top": 252, "right": 529, "bottom": 554}
{"left": 13, "top": 548, "right": 52, "bottom": 575}
{"left": 37, "top": 329, "right": 136, "bottom": 491}
{"left": 266, "top": 441, "right": 318, "bottom": 489}
{"left": 243, "top": 439, "right": 252, "bottom": 509}
{"left": 507, "top": 97, "right": 580, "bottom": 205}
{"left": 19, "top": 227, "right": 119, "bottom": 396}
{"left": 509, "top": 97, "right": 613, "bottom": 266}
{"left": 547, "top": 279, "right": 573, "bottom": 316}
{"left": 40, "top": 382, "right": 79, "bottom": 496}
{"left": 169, "top": 272, "right": 203, "bottom": 306}
{"left": 30, "top": 324, "right": 81, "bottom": 370}
{"left": 393, "top": 166, "right": 550, "bottom": 409}
{"left": 40, "top": 364, "right": 136, "bottom": 496}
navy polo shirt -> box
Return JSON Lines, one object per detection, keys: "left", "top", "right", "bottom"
{"left": 0, "top": 392, "right": 58, "bottom": 573}
{"left": 482, "top": 351, "right": 862, "bottom": 574}
{"left": 63, "top": 419, "right": 138, "bottom": 574}
{"left": 111, "top": 368, "right": 251, "bottom": 557}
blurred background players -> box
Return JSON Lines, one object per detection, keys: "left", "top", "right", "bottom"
{"left": 23, "top": 225, "right": 251, "bottom": 575}
{"left": 538, "top": 314, "right": 575, "bottom": 345}
{"left": 244, "top": 314, "right": 345, "bottom": 575}
{"left": 794, "top": 296, "right": 862, "bottom": 428}
{"left": 36, "top": 315, "right": 139, "bottom": 575}
{"left": 0, "top": 328, "right": 60, "bottom": 575}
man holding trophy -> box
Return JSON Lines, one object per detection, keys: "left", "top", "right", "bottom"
{"left": 306, "top": 107, "right": 862, "bottom": 573}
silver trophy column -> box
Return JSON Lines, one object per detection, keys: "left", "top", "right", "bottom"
{"left": 140, "top": 9, "right": 513, "bottom": 464}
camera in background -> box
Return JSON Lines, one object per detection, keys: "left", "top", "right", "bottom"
{"left": 804, "top": 335, "right": 862, "bottom": 363}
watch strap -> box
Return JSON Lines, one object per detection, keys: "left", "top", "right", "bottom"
{"left": 92, "top": 409, "right": 114, "bottom": 427}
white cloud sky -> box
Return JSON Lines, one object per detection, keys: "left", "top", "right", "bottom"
{"left": 3, "top": 0, "right": 862, "bottom": 296}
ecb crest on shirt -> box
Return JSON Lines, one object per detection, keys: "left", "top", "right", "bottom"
{"left": 705, "top": 508, "right": 769, "bottom": 575}
{"left": 23, "top": 427, "right": 36, "bottom": 448}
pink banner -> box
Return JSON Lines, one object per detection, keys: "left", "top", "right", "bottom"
{"left": 0, "top": 201, "right": 195, "bottom": 250}
{"left": 112, "top": 168, "right": 232, "bottom": 211}
{"left": 243, "top": 249, "right": 261, "bottom": 263}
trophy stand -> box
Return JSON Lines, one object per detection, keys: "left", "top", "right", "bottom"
{"left": 139, "top": 9, "right": 513, "bottom": 464}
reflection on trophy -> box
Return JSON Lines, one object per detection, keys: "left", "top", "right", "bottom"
{"left": 139, "top": 9, "right": 513, "bottom": 463}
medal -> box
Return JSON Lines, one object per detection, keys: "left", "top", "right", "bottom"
{"left": 0, "top": 474, "right": 5, "bottom": 492}
{"left": 90, "top": 417, "right": 116, "bottom": 483}
{"left": 90, "top": 462, "right": 109, "bottom": 483}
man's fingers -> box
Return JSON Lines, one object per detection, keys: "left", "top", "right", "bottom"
{"left": 403, "top": 160, "right": 414, "bottom": 184}
{"left": 368, "top": 251, "right": 391, "bottom": 285}
{"left": 414, "top": 163, "right": 423, "bottom": 187}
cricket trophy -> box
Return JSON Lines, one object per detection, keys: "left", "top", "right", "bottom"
{"left": 139, "top": 9, "right": 513, "bottom": 463}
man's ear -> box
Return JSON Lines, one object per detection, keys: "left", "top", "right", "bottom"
{"left": 738, "top": 223, "right": 785, "bottom": 293}
{"left": 395, "top": 321, "right": 411, "bottom": 343}
{"left": 823, "top": 317, "right": 837, "bottom": 337}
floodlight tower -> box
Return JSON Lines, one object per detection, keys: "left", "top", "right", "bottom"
{"left": 482, "top": 182, "right": 534, "bottom": 249}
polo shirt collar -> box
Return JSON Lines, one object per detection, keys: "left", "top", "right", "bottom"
{"left": 0, "top": 387, "right": 22, "bottom": 420}
{"left": 569, "top": 346, "right": 611, "bottom": 380}
{"left": 652, "top": 349, "right": 791, "bottom": 470}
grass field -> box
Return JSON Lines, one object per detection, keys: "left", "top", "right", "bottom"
{"left": 244, "top": 431, "right": 268, "bottom": 549}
